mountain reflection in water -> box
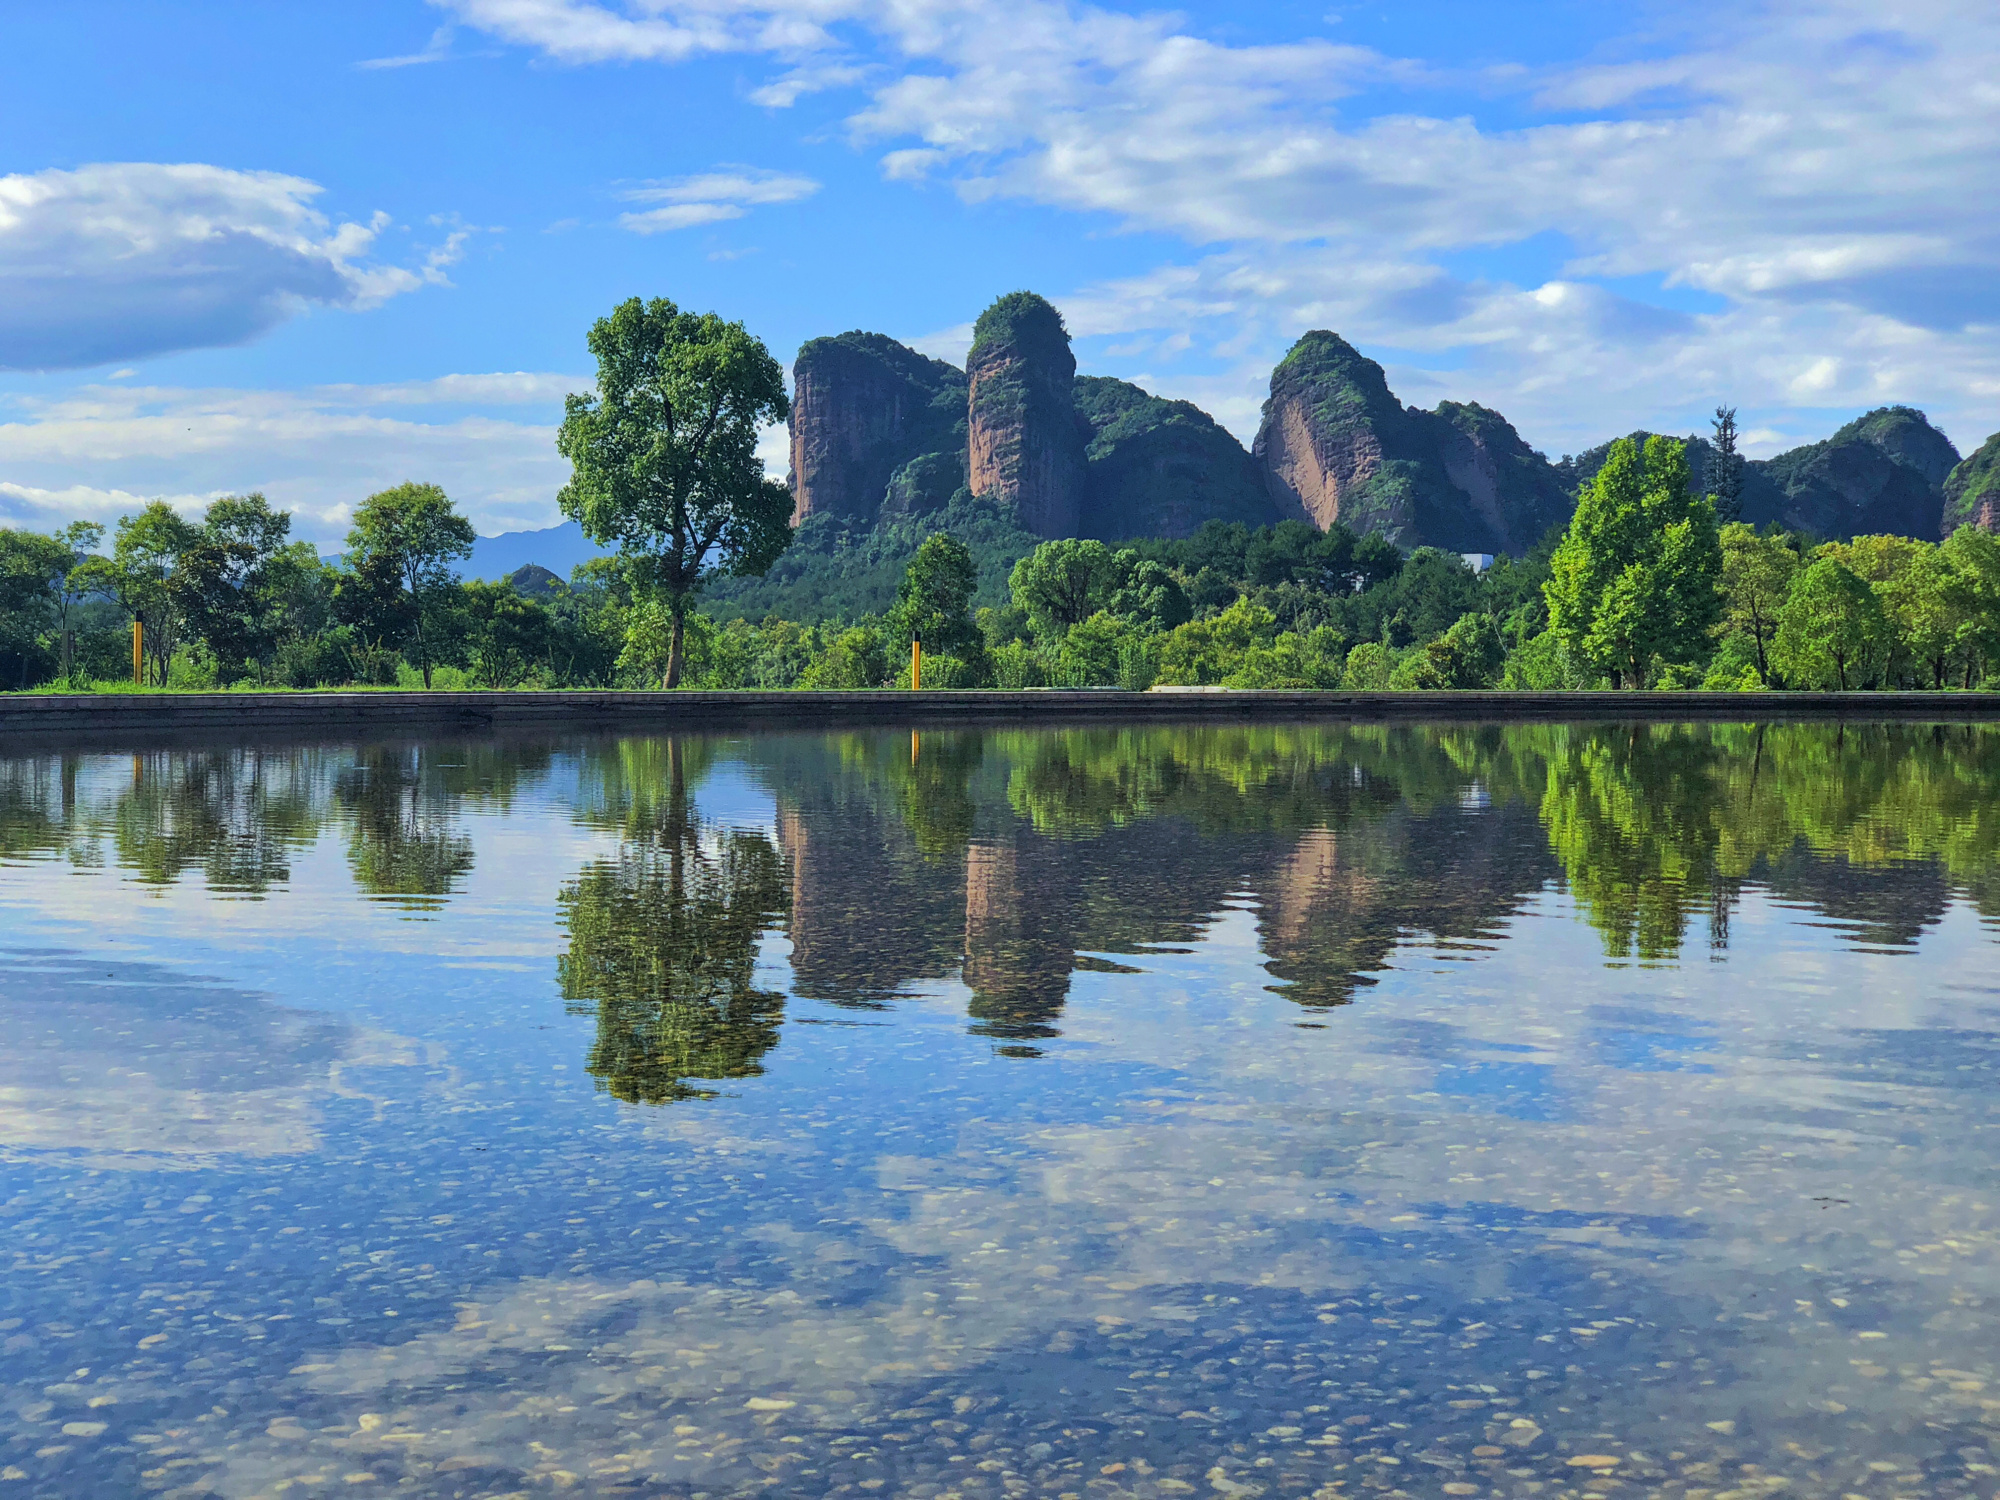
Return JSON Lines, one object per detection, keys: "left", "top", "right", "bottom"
{"left": 3, "top": 723, "right": 1999, "bottom": 1100}
{"left": 0, "top": 719, "right": 1998, "bottom": 1499}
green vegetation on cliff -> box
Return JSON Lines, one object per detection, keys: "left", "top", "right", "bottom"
{"left": 1944, "top": 431, "right": 2000, "bottom": 532}
{"left": 703, "top": 490, "right": 1039, "bottom": 623}
{"left": 1072, "top": 376, "right": 1277, "bottom": 540}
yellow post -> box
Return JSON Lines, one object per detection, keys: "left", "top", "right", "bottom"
{"left": 131, "top": 619, "right": 143, "bottom": 687}
{"left": 911, "top": 637, "right": 922, "bottom": 691}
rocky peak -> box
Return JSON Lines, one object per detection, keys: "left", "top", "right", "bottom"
{"left": 1251, "top": 331, "right": 1565, "bottom": 554}
{"left": 966, "top": 292, "right": 1087, "bottom": 538}
{"left": 1832, "top": 406, "right": 1961, "bottom": 488}
{"left": 1251, "top": 331, "right": 1407, "bottom": 534}
{"left": 788, "top": 332, "right": 966, "bottom": 526}
{"left": 1750, "top": 410, "right": 1958, "bottom": 539}
{"left": 1944, "top": 431, "right": 2000, "bottom": 533}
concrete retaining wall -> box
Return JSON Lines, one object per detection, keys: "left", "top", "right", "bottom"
{"left": 3, "top": 688, "right": 1999, "bottom": 747}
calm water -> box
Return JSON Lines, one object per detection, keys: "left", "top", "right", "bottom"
{"left": 1, "top": 722, "right": 1998, "bottom": 1500}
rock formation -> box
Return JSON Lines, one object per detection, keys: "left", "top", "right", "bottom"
{"left": 1073, "top": 376, "right": 1278, "bottom": 540}
{"left": 787, "top": 332, "right": 966, "bottom": 526}
{"left": 755, "top": 300, "right": 1978, "bottom": 625}
{"left": 1251, "top": 331, "right": 1569, "bottom": 554}
{"left": 965, "top": 292, "right": 1088, "bottom": 539}
{"left": 1743, "top": 407, "right": 1960, "bottom": 539}
{"left": 1944, "top": 431, "right": 2000, "bottom": 533}
{"left": 1561, "top": 407, "right": 1962, "bottom": 542}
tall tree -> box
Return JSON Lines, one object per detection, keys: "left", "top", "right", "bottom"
{"left": 1546, "top": 436, "right": 1721, "bottom": 687}
{"left": 48, "top": 521, "right": 104, "bottom": 683}
{"left": 1009, "top": 538, "right": 1122, "bottom": 635}
{"left": 889, "top": 534, "right": 982, "bottom": 664}
{"left": 173, "top": 494, "right": 297, "bottom": 683}
{"left": 72, "top": 502, "right": 200, "bottom": 686}
{"left": 1942, "top": 526, "right": 2000, "bottom": 687}
{"left": 344, "top": 483, "right": 474, "bottom": 689}
{"left": 1709, "top": 405, "right": 1744, "bottom": 524}
{"left": 1773, "top": 558, "right": 1889, "bottom": 690}
{"left": 557, "top": 297, "right": 792, "bottom": 688}
{"left": 1718, "top": 523, "right": 1799, "bottom": 686}
{"left": 0, "top": 529, "right": 73, "bottom": 689}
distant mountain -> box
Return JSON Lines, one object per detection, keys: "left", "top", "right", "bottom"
{"left": 787, "top": 296, "right": 1283, "bottom": 545}
{"left": 1556, "top": 407, "right": 1961, "bottom": 541}
{"left": 1251, "top": 331, "right": 1571, "bottom": 555}
{"left": 461, "top": 521, "right": 611, "bottom": 582}
{"left": 1944, "top": 430, "right": 2000, "bottom": 533}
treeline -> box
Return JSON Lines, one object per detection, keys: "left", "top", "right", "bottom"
{"left": 4, "top": 438, "right": 1999, "bottom": 695}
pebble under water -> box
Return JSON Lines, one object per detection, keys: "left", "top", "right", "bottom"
{"left": 0, "top": 720, "right": 1997, "bottom": 1500}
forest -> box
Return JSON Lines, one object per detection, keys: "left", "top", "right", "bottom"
{"left": 2, "top": 433, "right": 1998, "bottom": 695}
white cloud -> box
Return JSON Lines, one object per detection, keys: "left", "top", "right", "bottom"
{"left": 0, "top": 374, "right": 586, "bottom": 541}
{"left": 617, "top": 167, "right": 820, "bottom": 234}
{"left": 0, "top": 163, "right": 454, "bottom": 371}
{"left": 439, "top": 0, "right": 2000, "bottom": 453}
{"left": 358, "top": 24, "right": 459, "bottom": 68}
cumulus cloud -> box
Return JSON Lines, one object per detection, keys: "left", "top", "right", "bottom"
{"left": 617, "top": 167, "right": 820, "bottom": 233}
{"left": 0, "top": 374, "right": 585, "bottom": 541}
{"left": 0, "top": 163, "right": 450, "bottom": 372}
{"left": 438, "top": 0, "right": 2000, "bottom": 452}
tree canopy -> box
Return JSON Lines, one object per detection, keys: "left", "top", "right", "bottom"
{"left": 558, "top": 296, "right": 793, "bottom": 687}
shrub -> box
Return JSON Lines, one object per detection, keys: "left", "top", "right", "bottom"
{"left": 1341, "top": 640, "right": 1396, "bottom": 689}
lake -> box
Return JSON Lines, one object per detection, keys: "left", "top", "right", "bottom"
{"left": 0, "top": 720, "right": 1996, "bottom": 1500}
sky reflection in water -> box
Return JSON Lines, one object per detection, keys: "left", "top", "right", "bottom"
{"left": 0, "top": 722, "right": 1997, "bottom": 1500}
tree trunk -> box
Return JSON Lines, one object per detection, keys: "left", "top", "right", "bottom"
{"left": 664, "top": 608, "right": 685, "bottom": 689}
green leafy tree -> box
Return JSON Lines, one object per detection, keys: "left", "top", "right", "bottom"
{"left": 1397, "top": 611, "right": 1506, "bottom": 689}
{"left": 889, "top": 533, "right": 983, "bottom": 664}
{"left": 1107, "top": 554, "right": 1192, "bottom": 630}
{"left": 1341, "top": 639, "right": 1396, "bottom": 689}
{"left": 799, "top": 624, "right": 889, "bottom": 689}
{"left": 1773, "top": 558, "right": 1890, "bottom": 690}
{"left": 557, "top": 296, "right": 792, "bottom": 687}
{"left": 463, "top": 579, "right": 552, "bottom": 687}
{"left": 1718, "top": 524, "right": 1799, "bottom": 685}
{"left": 0, "top": 529, "right": 74, "bottom": 688}
{"left": 46, "top": 521, "right": 104, "bottom": 684}
{"left": 72, "top": 501, "right": 201, "bottom": 686}
{"left": 171, "top": 494, "right": 298, "bottom": 683}
{"left": 1009, "top": 538, "right": 1123, "bottom": 635}
{"left": 1546, "top": 436, "right": 1720, "bottom": 687}
{"left": 1055, "top": 610, "right": 1130, "bottom": 686}
{"left": 343, "top": 483, "right": 475, "bottom": 689}
{"left": 1156, "top": 597, "right": 1279, "bottom": 685}
{"left": 1941, "top": 525, "right": 2000, "bottom": 686}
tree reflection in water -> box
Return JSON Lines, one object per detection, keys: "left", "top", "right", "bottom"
{"left": 557, "top": 739, "right": 790, "bottom": 1103}
{"left": 3, "top": 720, "right": 1998, "bottom": 1101}
{"left": 334, "top": 749, "right": 475, "bottom": 911}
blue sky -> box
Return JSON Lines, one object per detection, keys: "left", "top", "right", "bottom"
{"left": 2, "top": 0, "right": 1996, "bottom": 542}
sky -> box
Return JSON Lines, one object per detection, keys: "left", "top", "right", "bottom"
{"left": 1, "top": 0, "right": 1997, "bottom": 545}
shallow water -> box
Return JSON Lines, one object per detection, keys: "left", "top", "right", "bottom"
{"left": 0, "top": 721, "right": 1997, "bottom": 1500}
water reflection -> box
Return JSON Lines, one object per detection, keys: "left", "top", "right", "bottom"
{"left": 558, "top": 739, "right": 789, "bottom": 1102}
{"left": 3, "top": 722, "right": 1999, "bottom": 1081}
{"left": 333, "top": 750, "right": 475, "bottom": 910}
{"left": 2, "top": 719, "right": 1999, "bottom": 1498}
